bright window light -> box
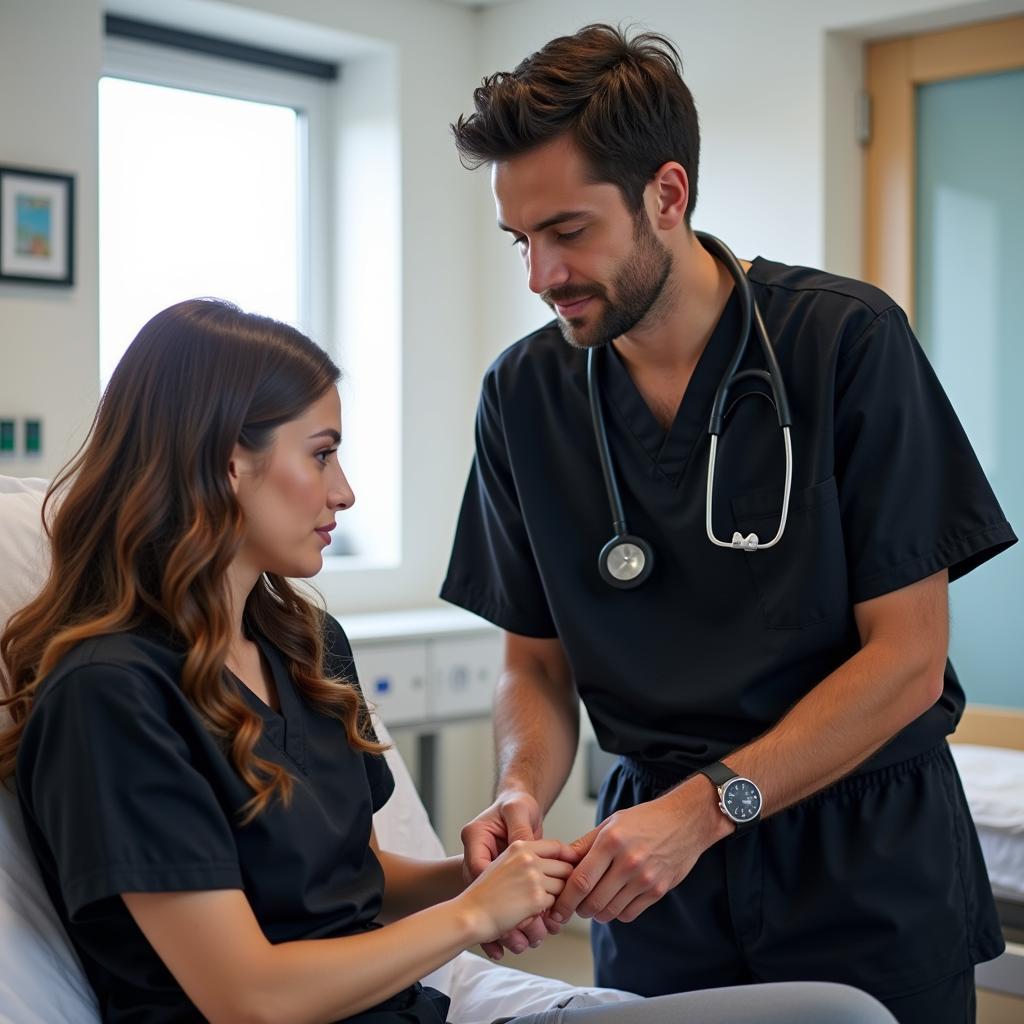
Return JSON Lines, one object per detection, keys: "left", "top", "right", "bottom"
{"left": 99, "top": 76, "right": 300, "bottom": 386}
{"left": 98, "top": 43, "right": 400, "bottom": 571}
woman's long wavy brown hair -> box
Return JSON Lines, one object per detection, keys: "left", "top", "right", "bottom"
{"left": 0, "top": 298, "right": 385, "bottom": 820}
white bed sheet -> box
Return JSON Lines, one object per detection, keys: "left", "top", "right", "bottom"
{"left": 951, "top": 743, "right": 1024, "bottom": 901}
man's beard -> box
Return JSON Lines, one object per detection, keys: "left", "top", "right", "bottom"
{"left": 544, "top": 213, "right": 674, "bottom": 350}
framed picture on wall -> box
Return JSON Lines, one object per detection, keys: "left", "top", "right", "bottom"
{"left": 0, "top": 166, "right": 75, "bottom": 286}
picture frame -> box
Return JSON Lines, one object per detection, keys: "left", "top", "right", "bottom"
{"left": 0, "top": 165, "right": 75, "bottom": 286}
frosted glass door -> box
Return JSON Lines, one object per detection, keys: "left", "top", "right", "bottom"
{"left": 916, "top": 68, "right": 1024, "bottom": 707}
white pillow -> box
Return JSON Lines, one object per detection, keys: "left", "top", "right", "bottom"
{"left": 0, "top": 788, "right": 101, "bottom": 1022}
{"left": 0, "top": 476, "right": 100, "bottom": 1022}
{"left": 0, "top": 477, "right": 48, "bottom": 495}
{"left": 0, "top": 477, "right": 51, "bottom": 673}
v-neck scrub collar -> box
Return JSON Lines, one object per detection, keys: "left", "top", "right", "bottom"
{"left": 602, "top": 282, "right": 743, "bottom": 483}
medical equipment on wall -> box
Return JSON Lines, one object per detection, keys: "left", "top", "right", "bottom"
{"left": 588, "top": 232, "right": 794, "bottom": 589}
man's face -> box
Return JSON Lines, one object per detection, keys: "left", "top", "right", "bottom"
{"left": 493, "top": 135, "right": 673, "bottom": 349}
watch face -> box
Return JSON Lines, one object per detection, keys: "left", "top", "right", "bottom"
{"left": 722, "top": 778, "right": 761, "bottom": 822}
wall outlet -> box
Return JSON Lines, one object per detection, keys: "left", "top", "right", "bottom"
{"left": 23, "top": 418, "right": 42, "bottom": 456}
{"left": 429, "top": 633, "right": 503, "bottom": 719}
{"left": 0, "top": 420, "right": 14, "bottom": 457}
{"left": 349, "top": 640, "right": 429, "bottom": 726}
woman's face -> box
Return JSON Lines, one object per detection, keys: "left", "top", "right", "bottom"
{"left": 231, "top": 388, "right": 354, "bottom": 579}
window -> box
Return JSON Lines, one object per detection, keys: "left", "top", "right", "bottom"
{"left": 100, "top": 31, "right": 332, "bottom": 373}
{"left": 99, "top": 30, "right": 399, "bottom": 568}
{"left": 99, "top": 75, "right": 302, "bottom": 383}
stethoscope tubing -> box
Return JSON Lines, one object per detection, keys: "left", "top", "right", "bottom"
{"left": 705, "top": 426, "right": 793, "bottom": 551}
{"left": 702, "top": 234, "right": 793, "bottom": 435}
{"left": 588, "top": 232, "right": 795, "bottom": 583}
{"left": 587, "top": 344, "right": 628, "bottom": 536}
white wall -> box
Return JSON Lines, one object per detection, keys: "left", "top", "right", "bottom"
{"left": 472, "top": 0, "right": 1024, "bottom": 371}
{"left": 0, "top": 0, "right": 102, "bottom": 478}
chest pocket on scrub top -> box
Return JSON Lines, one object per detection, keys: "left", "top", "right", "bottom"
{"left": 730, "top": 476, "right": 848, "bottom": 629}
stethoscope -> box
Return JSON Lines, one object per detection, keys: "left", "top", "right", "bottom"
{"left": 588, "top": 232, "right": 794, "bottom": 590}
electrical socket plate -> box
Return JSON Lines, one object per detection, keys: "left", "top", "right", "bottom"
{"left": 349, "top": 640, "right": 428, "bottom": 726}
{"left": 429, "top": 633, "right": 503, "bottom": 719}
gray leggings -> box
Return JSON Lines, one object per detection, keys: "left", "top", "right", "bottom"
{"left": 508, "top": 982, "right": 897, "bottom": 1024}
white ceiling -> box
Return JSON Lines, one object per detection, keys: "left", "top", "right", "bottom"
{"left": 433, "top": 0, "right": 520, "bottom": 8}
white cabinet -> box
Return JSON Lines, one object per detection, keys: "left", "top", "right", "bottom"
{"left": 346, "top": 609, "right": 503, "bottom": 726}
{"left": 430, "top": 633, "right": 503, "bottom": 719}
{"left": 351, "top": 640, "right": 428, "bottom": 727}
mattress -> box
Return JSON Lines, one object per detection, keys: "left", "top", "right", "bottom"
{"left": 951, "top": 743, "right": 1024, "bottom": 902}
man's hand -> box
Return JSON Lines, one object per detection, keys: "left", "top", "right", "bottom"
{"left": 462, "top": 790, "right": 543, "bottom": 879}
{"left": 550, "top": 778, "right": 731, "bottom": 926}
{"left": 461, "top": 790, "right": 574, "bottom": 958}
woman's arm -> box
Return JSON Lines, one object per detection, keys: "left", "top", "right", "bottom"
{"left": 123, "top": 838, "right": 574, "bottom": 1024}
{"left": 370, "top": 828, "right": 467, "bottom": 922}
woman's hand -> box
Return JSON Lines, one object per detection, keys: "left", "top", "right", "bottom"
{"left": 453, "top": 839, "right": 575, "bottom": 943}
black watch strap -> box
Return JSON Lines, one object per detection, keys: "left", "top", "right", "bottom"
{"left": 699, "top": 761, "right": 737, "bottom": 787}
{"left": 699, "top": 761, "right": 760, "bottom": 833}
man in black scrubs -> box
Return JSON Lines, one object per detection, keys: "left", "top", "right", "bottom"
{"left": 440, "top": 24, "right": 1016, "bottom": 1024}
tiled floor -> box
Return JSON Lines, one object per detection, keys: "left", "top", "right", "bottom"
{"left": 470, "top": 928, "right": 1024, "bottom": 1023}
{"left": 977, "top": 988, "right": 1024, "bottom": 1024}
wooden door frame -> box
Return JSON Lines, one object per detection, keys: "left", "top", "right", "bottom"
{"left": 864, "top": 15, "right": 1024, "bottom": 323}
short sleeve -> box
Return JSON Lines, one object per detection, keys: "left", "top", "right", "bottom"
{"left": 322, "top": 613, "right": 384, "bottom": 741}
{"left": 321, "top": 613, "right": 362, "bottom": 694}
{"left": 440, "top": 370, "right": 557, "bottom": 637}
{"left": 18, "top": 665, "right": 242, "bottom": 919}
{"left": 363, "top": 752, "right": 394, "bottom": 812}
{"left": 321, "top": 613, "right": 395, "bottom": 810}
{"left": 834, "top": 307, "right": 1016, "bottom": 603}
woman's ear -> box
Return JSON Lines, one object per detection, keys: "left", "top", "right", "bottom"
{"left": 227, "top": 444, "right": 256, "bottom": 496}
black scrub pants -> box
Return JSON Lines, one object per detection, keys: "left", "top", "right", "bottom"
{"left": 591, "top": 743, "right": 1004, "bottom": 1024}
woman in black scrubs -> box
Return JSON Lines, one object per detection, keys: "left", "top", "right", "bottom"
{"left": 0, "top": 300, "right": 894, "bottom": 1024}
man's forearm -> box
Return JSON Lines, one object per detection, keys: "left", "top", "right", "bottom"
{"left": 684, "top": 572, "right": 950, "bottom": 824}
{"left": 494, "top": 665, "right": 579, "bottom": 814}
{"left": 721, "top": 634, "right": 943, "bottom": 817}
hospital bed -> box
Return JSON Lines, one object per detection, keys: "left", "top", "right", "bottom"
{"left": 0, "top": 475, "right": 635, "bottom": 1023}
{"left": 950, "top": 707, "right": 1024, "bottom": 1002}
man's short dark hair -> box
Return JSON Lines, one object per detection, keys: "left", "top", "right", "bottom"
{"left": 451, "top": 23, "right": 700, "bottom": 224}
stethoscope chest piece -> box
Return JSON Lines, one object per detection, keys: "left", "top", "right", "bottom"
{"left": 599, "top": 534, "right": 654, "bottom": 589}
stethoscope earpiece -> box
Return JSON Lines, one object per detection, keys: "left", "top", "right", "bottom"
{"left": 599, "top": 534, "right": 654, "bottom": 589}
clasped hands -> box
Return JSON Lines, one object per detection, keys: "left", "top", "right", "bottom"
{"left": 461, "top": 780, "right": 726, "bottom": 960}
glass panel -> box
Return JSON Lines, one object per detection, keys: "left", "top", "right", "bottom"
{"left": 99, "top": 76, "right": 299, "bottom": 386}
{"left": 916, "top": 68, "right": 1024, "bottom": 708}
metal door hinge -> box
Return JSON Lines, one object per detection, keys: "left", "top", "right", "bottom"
{"left": 857, "top": 91, "right": 872, "bottom": 146}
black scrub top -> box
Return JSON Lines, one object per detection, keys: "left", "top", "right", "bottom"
{"left": 441, "top": 257, "right": 1017, "bottom": 776}
{"left": 16, "top": 615, "right": 449, "bottom": 1024}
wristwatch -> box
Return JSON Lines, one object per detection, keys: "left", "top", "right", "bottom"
{"left": 698, "top": 762, "right": 763, "bottom": 833}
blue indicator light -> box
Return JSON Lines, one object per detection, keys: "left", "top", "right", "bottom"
{"left": 374, "top": 677, "right": 391, "bottom": 694}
